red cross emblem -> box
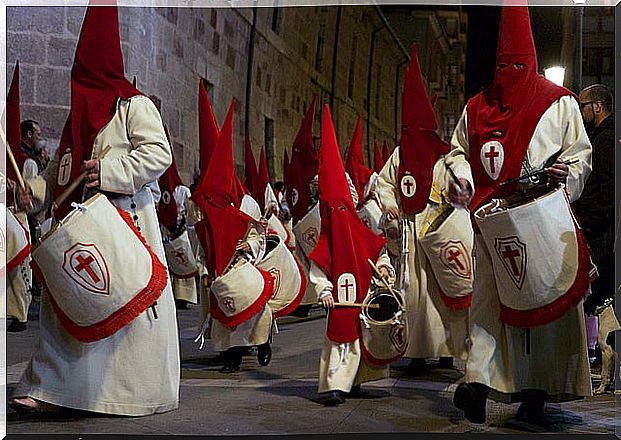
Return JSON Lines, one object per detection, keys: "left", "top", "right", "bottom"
{"left": 494, "top": 236, "right": 527, "bottom": 289}
{"left": 480, "top": 141, "right": 504, "bottom": 180}
{"left": 400, "top": 175, "right": 417, "bottom": 198}
{"left": 63, "top": 243, "right": 110, "bottom": 295}
{"left": 222, "top": 296, "right": 236, "bottom": 314}
{"left": 58, "top": 151, "right": 73, "bottom": 186}
{"left": 389, "top": 323, "right": 407, "bottom": 352}
{"left": 302, "top": 226, "right": 319, "bottom": 248}
{"left": 174, "top": 249, "right": 188, "bottom": 264}
{"left": 291, "top": 188, "right": 299, "bottom": 206}
{"left": 268, "top": 267, "right": 282, "bottom": 298}
{"left": 161, "top": 190, "right": 172, "bottom": 205}
{"left": 439, "top": 240, "right": 472, "bottom": 280}
{"left": 336, "top": 273, "right": 357, "bottom": 303}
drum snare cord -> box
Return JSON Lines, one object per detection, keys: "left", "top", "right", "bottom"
{"left": 194, "top": 313, "right": 211, "bottom": 350}
{"left": 70, "top": 202, "right": 89, "bottom": 213}
{"left": 360, "top": 313, "right": 371, "bottom": 329}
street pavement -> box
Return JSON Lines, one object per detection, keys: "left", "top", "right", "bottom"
{"left": 5, "top": 301, "right": 621, "bottom": 436}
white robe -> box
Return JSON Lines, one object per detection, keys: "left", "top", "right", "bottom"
{"left": 447, "top": 95, "right": 593, "bottom": 401}
{"left": 14, "top": 95, "right": 180, "bottom": 416}
{"left": 6, "top": 210, "right": 32, "bottom": 323}
{"left": 311, "top": 253, "right": 394, "bottom": 393}
{"left": 376, "top": 148, "right": 469, "bottom": 360}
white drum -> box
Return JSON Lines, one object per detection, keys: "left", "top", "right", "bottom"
{"left": 164, "top": 228, "right": 198, "bottom": 278}
{"left": 31, "top": 193, "right": 168, "bottom": 342}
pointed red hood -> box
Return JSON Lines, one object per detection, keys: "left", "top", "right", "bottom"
{"left": 258, "top": 145, "right": 270, "bottom": 211}
{"left": 157, "top": 126, "right": 184, "bottom": 231}
{"left": 53, "top": 3, "right": 142, "bottom": 218}
{"left": 382, "top": 140, "right": 390, "bottom": 163}
{"left": 6, "top": 62, "right": 27, "bottom": 184}
{"left": 373, "top": 141, "right": 384, "bottom": 173}
{"left": 283, "top": 148, "right": 291, "bottom": 193}
{"left": 244, "top": 135, "right": 261, "bottom": 203}
{"left": 309, "top": 105, "right": 386, "bottom": 344}
{"left": 344, "top": 115, "right": 373, "bottom": 208}
{"left": 397, "top": 43, "right": 450, "bottom": 215}
{"left": 466, "top": 6, "right": 574, "bottom": 214}
{"left": 286, "top": 98, "right": 318, "bottom": 224}
{"left": 198, "top": 79, "right": 220, "bottom": 178}
{"left": 192, "top": 99, "right": 254, "bottom": 277}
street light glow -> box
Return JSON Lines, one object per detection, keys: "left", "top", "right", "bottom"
{"left": 545, "top": 66, "right": 566, "bottom": 87}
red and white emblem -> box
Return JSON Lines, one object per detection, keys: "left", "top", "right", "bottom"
{"left": 336, "top": 272, "right": 357, "bottom": 303}
{"left": 222, "top": 296, "right": 236, "bottom": 314}
{"left": 494, "top": 236, "right": 527, "bottom": 289}
{"left": 389, "top": 324, "right": 407, "bottom": 351}
{"left": 400, "top": 175, "right": 417, "bottom": 198}
{"left": 480, "top": 141, "right": 504, "bottom": 180}
{"left": 63, "top": 243, "right": 110, "bottom": 295}
{"left": 268, "top": 267, "right": 282, "bottom": 298}
{"left": 58, "top": 151, "right": 73, "bottom": 186}
{"left": 302, "top": 226, "right": 319, "bottom": 248}
{"left": 161, "top": 190, "right": 172, "bottom": 205}
{"left": 174, "top": 249, "right": 188, "bottom": 264}
{"left": 439, "top": 240, "right": 472, "bottom": 280}
{"left": 291, "top": 188, "right": 299, "bottom": 206}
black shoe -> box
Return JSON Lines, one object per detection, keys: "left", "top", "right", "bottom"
{"left": 345, "top": 384, "right": 371, "bottom": 398}
{"left": 219, "top": 348, "right": 242, "bottom": 373}
{"left": 454, "top": 382, "right": 488, "bottom": 424}
{"left": 516, "top": 390, "right": 547, "bottom": 424}
{"left": 257, "top": 343, "right": 272, "bottom": 366}
{"left": 219, "top": 362, "right": 240, "bottom": 373}
{"left": 7, "top": 320, "right": 27, "bottom": 333}
{"left": 437, "top": 357, "right": 454, "bottom": 369}
{"left": 406, "top": 358, "right": 428, "bottom": 376}
{"left": 320, "top": 391, "right": 345, "bottom": 406}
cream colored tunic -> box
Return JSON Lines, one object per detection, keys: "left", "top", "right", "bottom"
{"left": 14, "top": 95, "right": 180, "bottom": 416}
{"left": 447, "top": 95, "right": 593, "bottom": 401}
{"left": 7, "top": 210, "right": 32, "bottom": 323}
{"left": 311, "top": 253, "right": 394, "bottom": 393}
{"left": 376, "top": 148, "right": 469, "bottom": 360}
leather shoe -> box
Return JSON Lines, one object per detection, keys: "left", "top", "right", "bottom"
{"left": 321, "top": 391, "right": 345, "bottom": 406}
{"left": 9, "top": 397, "right": 62, "bottom": 414}
{"left": 7, "top": 319, "right": 27, "bottom": 333}
{"left": 453, "top": 382, "right": 488, "bottom": 424}
{"left": 257, "top": 343, "right": 272, "bottom": 366}
{"left": 345, "top": 384, "right": 371, "bottom": 398}
{"left": 220, "top": 361, "right": 241, "bottom": 373}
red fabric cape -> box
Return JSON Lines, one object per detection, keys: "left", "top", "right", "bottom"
{"left": 345, "top": 116, "right": 373, "bottom": 209}
{"left": 156, "top": 126, "right": 184, "bottom": 231}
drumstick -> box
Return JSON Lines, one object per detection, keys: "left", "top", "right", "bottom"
{"left": 1, "top": 125, "right": 33, "bottom": 211}
{"left": 316, "top": 302, "right": 380, "bottom": 309}
{"left": 368, "top": 258, "right": 406, "bottom": 309}
{"left": 444, "top": 161, "right": 462, "bottom": 194}
{"left": 53, "top": 145, "right": 112, "bottom": 210}
{"left": 499, "top": 158, "right": 579, "bottom": 186}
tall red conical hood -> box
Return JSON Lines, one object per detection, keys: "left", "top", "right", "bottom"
{"left": 198, "top": 79, "right": 220, "bottom": 177}
{"left": 53, "top": 3, "right": 142, "bottom": 218}
{"left": 373, "top": 141, "right": 384, "bottom": 173}
{"left": 286, "top": 98, "right": 318, "bottom": 224}
{"left": 382, "top": 140, "right": 390, "bottom": 163}
{"left": 344, "top": 115, "right": 373, "bottom": 208}
{"left": 309, "top": 105, "right": 386, "bottom": 344}
{"left": 397, "top": 43, "right": 449, "bottom": 215}
{"left": 466, "top": 6, "right": 573, "bottom": 214}
{"left": 192, "top": 99, "right": 254, "bottom": 277}
{"left": 157, "top": 126, "right": 184, "bottom": 231}
{"left": 283, "top": 148, "right": 291, "bottom": 190}
{"left": 6, "top": 62, "right": 27, "bottom": 185}
{"left": 244, "top": 135, "right": 260, "bottom": 202}
{"left": 194, "top": 99, "right": 237, "bottom": 206}
{"left": 258, "top": 145, "right": 270, "bottom": 212}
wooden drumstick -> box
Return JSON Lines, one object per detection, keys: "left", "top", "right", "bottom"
{"left": 1, "top": 125, "right": 33, "bottom": 211}
{"left": 53, "top": 145, "right": 112, "bottom": 210}
{"left": 368, "top": 258, "right": 406, "bottom": 309}
{"left": 316, "top": 301, "right": 380, "bottom": 309}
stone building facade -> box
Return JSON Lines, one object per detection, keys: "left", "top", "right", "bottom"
{"left": 7, "top": 5, "right": 466, "bottom": 184}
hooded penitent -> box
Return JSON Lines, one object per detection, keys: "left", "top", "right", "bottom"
{"left": 345, "top": 115, "right": 374, "bottom": 209}
{"left": 6, "top": 61, "right": 27, "bottom": 188}
{"left": 53, "top": 4, "right": 142, "bottom": 219}
{"left": 156, "top": 126, "right": 184, "bottom": 232}
{"left": 198, "top": 79, "right": 220, "bottom": 178}
{"left": 397, "top": 44, "right": 450, "bottom": 215}
{"left": 466, "top": 6, "right": 573, "bottom": 214}
{"left": 192, "top": 100, "right": 253, "bottom": 277}
{"left": 373, "top": 141, "right": 384, "bottom": 173}
{"left": 286, "top": 99, "right": 318, "bottom": 224}
{"left": 309, "top": 105, "right": 386, "bottom": 344}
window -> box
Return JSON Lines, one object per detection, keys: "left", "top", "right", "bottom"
{"left": 265, "top": 117, "right": 275, "bottom": 178}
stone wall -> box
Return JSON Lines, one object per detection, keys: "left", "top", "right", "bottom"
{"left": 7, "top": 6, "right": 417, "bottom": 184}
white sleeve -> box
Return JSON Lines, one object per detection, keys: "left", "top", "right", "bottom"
{"left": 446, "top": 105, "right": 474, "bottom": 192}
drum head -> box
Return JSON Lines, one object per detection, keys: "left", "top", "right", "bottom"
{"left": 265, "top": 235, "right": 281, "bottom": 255}
{"left": 366, "top": 292, "right": 399, "bottom": 322}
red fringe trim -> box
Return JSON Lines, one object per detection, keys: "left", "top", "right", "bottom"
{"left": 360, "top": 337, "right": 407, "bottom": 366}
{"left": 437, "top": 287, "right": 473, "bottom": 310}
{"left": 499, "top": 225, "right": 591, "bottom": 328}
{"left": 30, "top": 206, "right": 168, "bottom": 342}
{"left": 7, "top": 243, "right": 31, "bottom": 274}
{"left": 210, "top": 267, "right": 275, "bottom": 328}
{"left": 272, "top": 253, "right": 308, "bottom": 318}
